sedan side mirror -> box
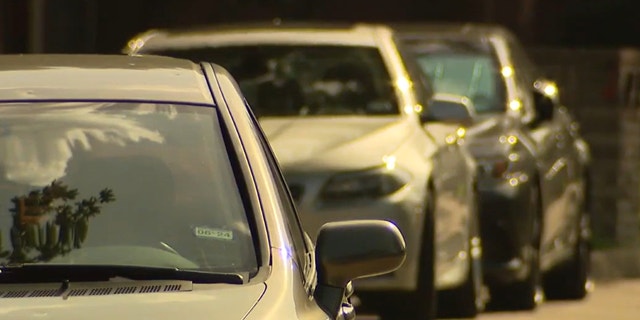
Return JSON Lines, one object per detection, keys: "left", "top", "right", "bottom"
{"left": 313, "top": 220, "right": 406, "bottom": 319}
{"left": 421, "top": 93, "right": 475, "bottom": 126}
{"left": 532, "top": 79, "right": 559, "bottom": 124}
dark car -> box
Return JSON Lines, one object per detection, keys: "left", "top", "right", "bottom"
{"left": 395, "top": 24, "right": 593, "bottom": 310}
{"left": 0, "top": 54, "right": 406, "bottom": 320}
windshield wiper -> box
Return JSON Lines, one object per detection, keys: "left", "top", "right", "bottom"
{"left": 0, "top": 264, "right": 244, "bottom": 284}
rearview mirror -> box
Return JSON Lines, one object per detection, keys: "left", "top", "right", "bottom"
{"left": 421, "top": 93, "right": 475, "bottom": 125}
{"left": 313, "top": 220, "right": 406, "bottom": 318}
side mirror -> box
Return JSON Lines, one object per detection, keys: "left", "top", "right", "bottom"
{"left": 421, "top": 93, "right": 475, "bottom": 125}
{"left": 532, "top": 79, "right": 558, "bottom": 124}
{"left": 313, "top": 220, "right": 406, "bottom": 319}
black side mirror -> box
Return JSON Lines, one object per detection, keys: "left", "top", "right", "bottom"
{"left": 531, "top": 79, "right": 559, "bottom": 124}
{"left": 421, "top": 93, "right": 475, "bottom": 125}
{"left": 313, "top": 220, "right": 406, "bottom": 319}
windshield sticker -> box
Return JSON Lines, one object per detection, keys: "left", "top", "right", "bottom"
{"left": 194, "top": 226, "right": 234, "bottom": 241}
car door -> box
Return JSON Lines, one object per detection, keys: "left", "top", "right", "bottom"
{"left": 528, "top": 90, "right": 573, "bottom": 259}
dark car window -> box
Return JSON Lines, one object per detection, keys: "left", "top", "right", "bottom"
{"left": 0, "top": 102, "right": 258, "bottom": 275}
{"left": 151, "top": 45, "right": 399, "bottom": 117}
{"left": 406, "top": 38, "right": 508, "bottom": 114}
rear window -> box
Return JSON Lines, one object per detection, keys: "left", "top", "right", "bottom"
{"left": 0, "top": 102, "right": 258, "bottom": 275}
{"left": 149, "top": 45, "right": 399, "bottom": 117}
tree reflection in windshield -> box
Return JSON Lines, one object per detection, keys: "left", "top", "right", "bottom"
{"left": 0, "top": 180, "right": 115, "bottom": 264}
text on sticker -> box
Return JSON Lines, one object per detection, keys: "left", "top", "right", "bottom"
{"left": 194, "top": 227, "right": 234, "bottom": 240}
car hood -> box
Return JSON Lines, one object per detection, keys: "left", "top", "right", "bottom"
{"left": 259, "top": 116, "right": 412, "bottom": 171}
{"left": 0, "top": 282, "right": 266, "bottom": 320}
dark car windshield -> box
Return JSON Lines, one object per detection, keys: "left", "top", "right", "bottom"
{"left": 0, "top": 102, "right": 258, "bottom": 275}
{"left": 406, "top": 38, "right": 507, "bottom": 114}
{"left": 151, "top": 45, "right": 399, "bottom": 117}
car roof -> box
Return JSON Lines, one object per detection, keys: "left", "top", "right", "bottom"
{"left": 391, "top": 22, "right": 514, "bottom": 42}
{"left": 0, "top": 54, "right": 215, "bottom": 105}
{"left": 126, "top": 22, "right": 392, "bottom": 53}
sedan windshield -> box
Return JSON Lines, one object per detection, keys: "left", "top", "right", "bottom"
{"left": 0, "top": 102, "right": 258, "bottom": 276}
{"left": 152, "top": 45, "right": 399, "bottom": 117}
{"left": 407, "top": 39, "right": 508, "bottom": 114}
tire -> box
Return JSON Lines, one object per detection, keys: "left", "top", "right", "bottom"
{"left": 359, "top": 190, "right": 436, "bottom": 320}
{"left": 544, "top": 195, "right": 591, "bottom": 300}
{"left": 437, "top": 189, "right": 485, "bottom": 318}
{"left": 489, "top": 183, "right": 544, "bottom": 311}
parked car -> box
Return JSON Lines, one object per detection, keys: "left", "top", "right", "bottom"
{"left": 126, "top": 22, "right": 484, "bottom": 319}
{"left": 396, "top": 23, "right": 593, "bottom": 310}
{"left": 0, "top": 54, "right": 407, "bottom": 320}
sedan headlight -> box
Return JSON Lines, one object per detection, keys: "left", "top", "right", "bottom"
{"left": 320, "top": 167, "right": 410, "bottom": 201}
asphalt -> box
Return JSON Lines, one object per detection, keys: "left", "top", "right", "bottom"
{"left": 590, "top": 246, "right": 640, "bottom": 281}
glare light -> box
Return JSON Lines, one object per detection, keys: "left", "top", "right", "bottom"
{"left": 383, "top": 155, "right": 397, "bottom": 170}
{"left": 414, "top": 104, "right": 424, "bottom": 113}
{"left": 509, "top": 99, "right": 522, "bottom": 111}
{"left": 508, "top": 153, "right": 520, "bottom": 161}
{"left": 501, "top": 66, "right": 514, "bottom": 78}
{"left": 507, "top": 135, "right": 518, "bottom": 145}
{"left": 456, "top": 127, "right": 466, "bottom": 138}
{"left": 509, "top": 178, "right": 519, "bottom": 186}
{"left": 396, "top": 77, "right": 412, "bottom": 92}
{"left": 544, "top": 84, "right": 558, "bottom": 96}
{"left": 445, "top": 134, "right": 457, "bottom": 145}
{"left": 403, "top": 105, "right": 415, "bottom": 114}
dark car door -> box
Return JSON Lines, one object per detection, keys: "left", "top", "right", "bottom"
{"left": 528, "top": 90, "right": 574, "bottom": 260}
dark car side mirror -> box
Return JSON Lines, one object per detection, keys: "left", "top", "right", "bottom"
{"left": 313, "top": 220, "right": 406, "bottom": 319}
{"left": 421, "top": 93, "right": 475, "bottom": 126}
{"left": 532, "top": 79, "right": 558, "bottom": 125}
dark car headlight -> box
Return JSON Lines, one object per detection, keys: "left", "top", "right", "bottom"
{"left": 320, "top": 167, "right": 410, "bottom": 201}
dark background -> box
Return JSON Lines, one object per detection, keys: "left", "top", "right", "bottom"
{"left": 1, "top": 0, "right": 639, "bottom": 54}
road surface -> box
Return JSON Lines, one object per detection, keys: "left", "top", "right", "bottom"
{"left": 478, "top": 279, "right": 640, "bottom": 320}
{"left": 357, "top": 279, "right": 640, "bottom": 320}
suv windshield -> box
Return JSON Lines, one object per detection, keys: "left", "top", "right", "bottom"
{"left": 152, "top": 45, "right": 399, "bottom": 117}
{"left": 0, "top": 102, "right": 258, "bottom": 275}
{"left": 406, "top": 38, "right": 507, "bottom": 114}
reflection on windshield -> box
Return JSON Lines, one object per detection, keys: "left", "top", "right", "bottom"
{"left": 0, "top": 102, "right": 165, "bottom": 187}
{"left": 0, "top": 102, "right": 258, "bottom": 275}
{"left": 153, "top": 45, "right": 399, "bottom": 117}
{"left": 1, "top": 180, "right": 115, "bottom": 264}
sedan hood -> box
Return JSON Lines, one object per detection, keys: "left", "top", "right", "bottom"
{"left": 259, "top": 116, "right": 412, "bottom": 171}
{"left": 0, "top": 282, "right": 266, "bottom": 320}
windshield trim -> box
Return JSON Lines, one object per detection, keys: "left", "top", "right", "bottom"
{"left": 0, "top": 98, "right": 215, "bottom": 108}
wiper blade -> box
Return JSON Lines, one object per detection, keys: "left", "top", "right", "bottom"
{"left": 0, "top": 264, "right": 244, "bottom": 284}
